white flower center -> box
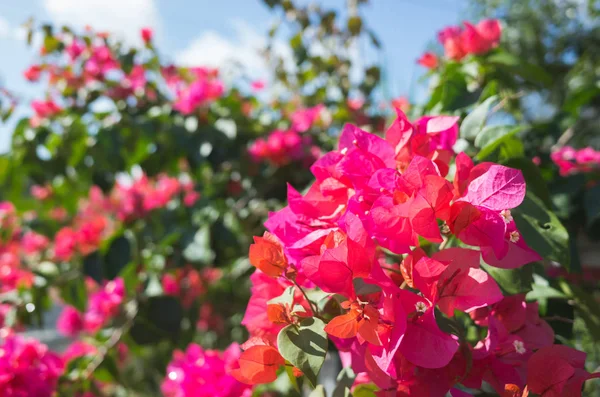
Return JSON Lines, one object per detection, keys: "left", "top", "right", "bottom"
{"left": 415, "top": 301, "right": 428, "bottom": 313}
{"left": 513, "top": 340, "right": 526, "bottom": 355}
{"left": 500, "top": 209, "right": 513, "bottom": 223}
{"left": 509, "top": 231, "right": 520, "bottom": 243}
{"left": 340, "top": 147, "right": 348, "bottom": 155}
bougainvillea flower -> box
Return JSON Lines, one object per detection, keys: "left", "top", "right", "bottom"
{"left": 417, "top": 52, "right": 439, "bottom": 69}
{"left": 438, "top": 25, "right": 467, "bottom": 60}
{"left": 481, "top": 221, "right": 542, "bottom": 269}
{"left": 462, "top": 19, "right": 502, "bottom": 54}
{"left": 0, "top": 333, "right": 64, "bottom": 396}
{"left": 141, "top": 27, "right": 153, "bottom": 43}
{"left": 398, "top": 289, "right": 459, "bottom": 369}
{"left": 57, "top": 306, "right": 84, "bottom": 336}
{"left": 162, "top": 343, "right": 252, "bottom": 397}
{"left": 291, "top": 104, "right": 324, "bottom": 132}
{"left": 414, "top": 115, "right": 460, "bottom": 152}
{"left": 249, "top": 231, "right": 288, "bottom": 277}
{"left": 420, "top": 249, "right": 503, "bottom": 316}
{"left": 527, "top": 345, "right": 600, "bottom": 397}
{"left": 391, "top": 97, "right": 411, "bottom": 113}
{"left": 230, "top": 343, "right": 285, "bottom": 385}
{"left": 450, "top": 164, "right": 528, "bottom": 262}
{"left": 242, "top": 271, "right": 293, "bottom": 343}
{"left": 437, "top": 19, "right": 502, "bottom": 60}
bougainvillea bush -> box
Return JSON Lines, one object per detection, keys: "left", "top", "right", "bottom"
{"left": 0, "top": 0, "right": 392, "bottom": 395}
{"left": 1, "top": 0, "right": 599, "bottom": 395}
{"left": 233, "top": 106, "right": 599, "bottom": 396}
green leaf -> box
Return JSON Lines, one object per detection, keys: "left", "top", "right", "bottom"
{"left": 284, "top": 363, "right": 301, "bottom": 393}
{"left": 308, "top": 385, "right": 326, "bottom": 397}
{"left": 497, "top": 136, "right": 525, "bottom": 160}
{"left": 559, "top": 281, "right": 600, "bottom": 343}
{"left": 129, "top": 296, "right": 183, "bottom": 345}
{"left": 104, "top": 235, "right": 131, "bottom": 280}
{"left": 268, "top": 286, "right": 295, "bottom": 306}
{"left": 333, "top": 367, "right": 356, "bottom": 397}
{"left": 487, "top": 52, "right": 552, "bottom": 86}
{"left": 460, "top": 96, "right": 497, "bottom": 139}
{"left": 526, "top": 278, "right": 567, "bottom": 301}
{"left": 513, "top": 193, "right": 570, "bottom": 269}
{"left": 353, "top": 384, "right": 378, "bottom": 397}
{"left": 59, "top": 276, "right": 88, "bottom": 312}
{"left": 183, "top": 225, "right": 215, "bottom": 264}
{"left": 277, "top": 317, "right": 328, "bottom": 387}
{"left": 347, "top": 16, "right": 363, "bottom": 35}
{"left": 481, "top": 262, "right": 533, "bottom": 294}
{"left": 474, "top": 125, "right": 522, "bottom": 160}
{"left": 584, "top": 184, "right": 600, "bottom": 237}
{"left": 119, "top": 262, "right": 139, "bottom": 296}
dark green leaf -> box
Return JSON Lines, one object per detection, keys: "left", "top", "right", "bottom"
{"left": 104, "top": 235, "right": 131, "bottom": 280}
{"left": 559, "top": 281, "right": 600, "bottom": 343}
{"left": 513, "top": 193, "right": 570, "bottom": 269}
{"left": 481, "top": 262, "right": 533, "bottom": 294}
{"left": 584, "top": 184, "right": 600, "bottom": 236}
{"left": 130, "top": 296, "right": 183, "bottom": 345}
{"left": 59, "top": 276, "right": 88, "bottom": 312}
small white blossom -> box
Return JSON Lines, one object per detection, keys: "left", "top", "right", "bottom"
{"left": 500, "top": 209, "right": 513, "bottom": 223}
{"left": 415, "top": 301, "right": 428, "bottom": 313}
{"left": 513, "top": 340, "right": 526, "bottom": 355}
{"left": 509, "top": 231, "right": 520, "bottom": 243}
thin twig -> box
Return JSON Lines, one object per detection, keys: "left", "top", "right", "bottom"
{"left": 439, "top": 237, "right": 449, "bottom": 251}
{"left": 291, "top": 279, "right": 322, "bottom": 320}
{"left": 490, "top": 90, "right": 526, "bottom": 114}
{"left": 543, "top": 315, "right": 575, "bottom": 324}
{"left": 80, "top": 302, "right": 138, "bottom": 380}
{"left": 553, "top": 126, "right": 574, "bottom": 150}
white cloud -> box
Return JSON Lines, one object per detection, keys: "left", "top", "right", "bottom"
{"left": 42, "top": 0, "right": 160, "bottom": 45}
{"left": 175, "top": 19, "right": 292, "bottom": 81}
{"left": 175, "top": 20, "right": 264, "bottom": 73}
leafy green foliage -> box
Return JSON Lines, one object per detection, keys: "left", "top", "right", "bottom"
{"left": 277, "top": 318, "right": 328, "bottom": 387}
{"left": 513, "top": 193, "right": 570, "bottom": 269}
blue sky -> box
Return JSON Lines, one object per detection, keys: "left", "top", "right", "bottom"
{"left": 0, "top": 0, "right": 466, "bottom": 151}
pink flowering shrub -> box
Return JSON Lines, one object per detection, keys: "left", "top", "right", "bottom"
{"left": 0, "top": 2, "right": 596, "bottom": 395}
{"left": 248, "top": 129, "right": 319, "bottom": 166}
{"left": 235, "top": 109, "right": 598, "bottom": 396}
{"left": 161, "top": 343, "right": 252, "bottom": 397}
{"left": 551, "top": 146, "right": 600, "bottom": 176}
{"left": 0, "top": 331, "right": 64, "bottom": 397}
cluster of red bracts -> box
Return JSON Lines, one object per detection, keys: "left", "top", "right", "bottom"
{"left": 232, "top": 109, "right": 598, "bottom": 396}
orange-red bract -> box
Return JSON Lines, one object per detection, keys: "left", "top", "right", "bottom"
{"left": 357, "top": 305, "right": 382, "bottom": 345}
{"left": 267, "top": 303, "right": 289, "bottom": 324}
{"left": 230, "top": 345, "right": 285, "bottom": 385}
{"left": 324, "top": 309, "right": 360, "bottom": 338}
{"left": 503, "top": 384, "right": 528, "bottom": 397}
{"left": 248, "top": 231, "right": 288, "bottom": 277}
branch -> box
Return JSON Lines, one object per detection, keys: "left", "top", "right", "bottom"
{"left": 79, "top": 301, "right": 138, "bottom": 380}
